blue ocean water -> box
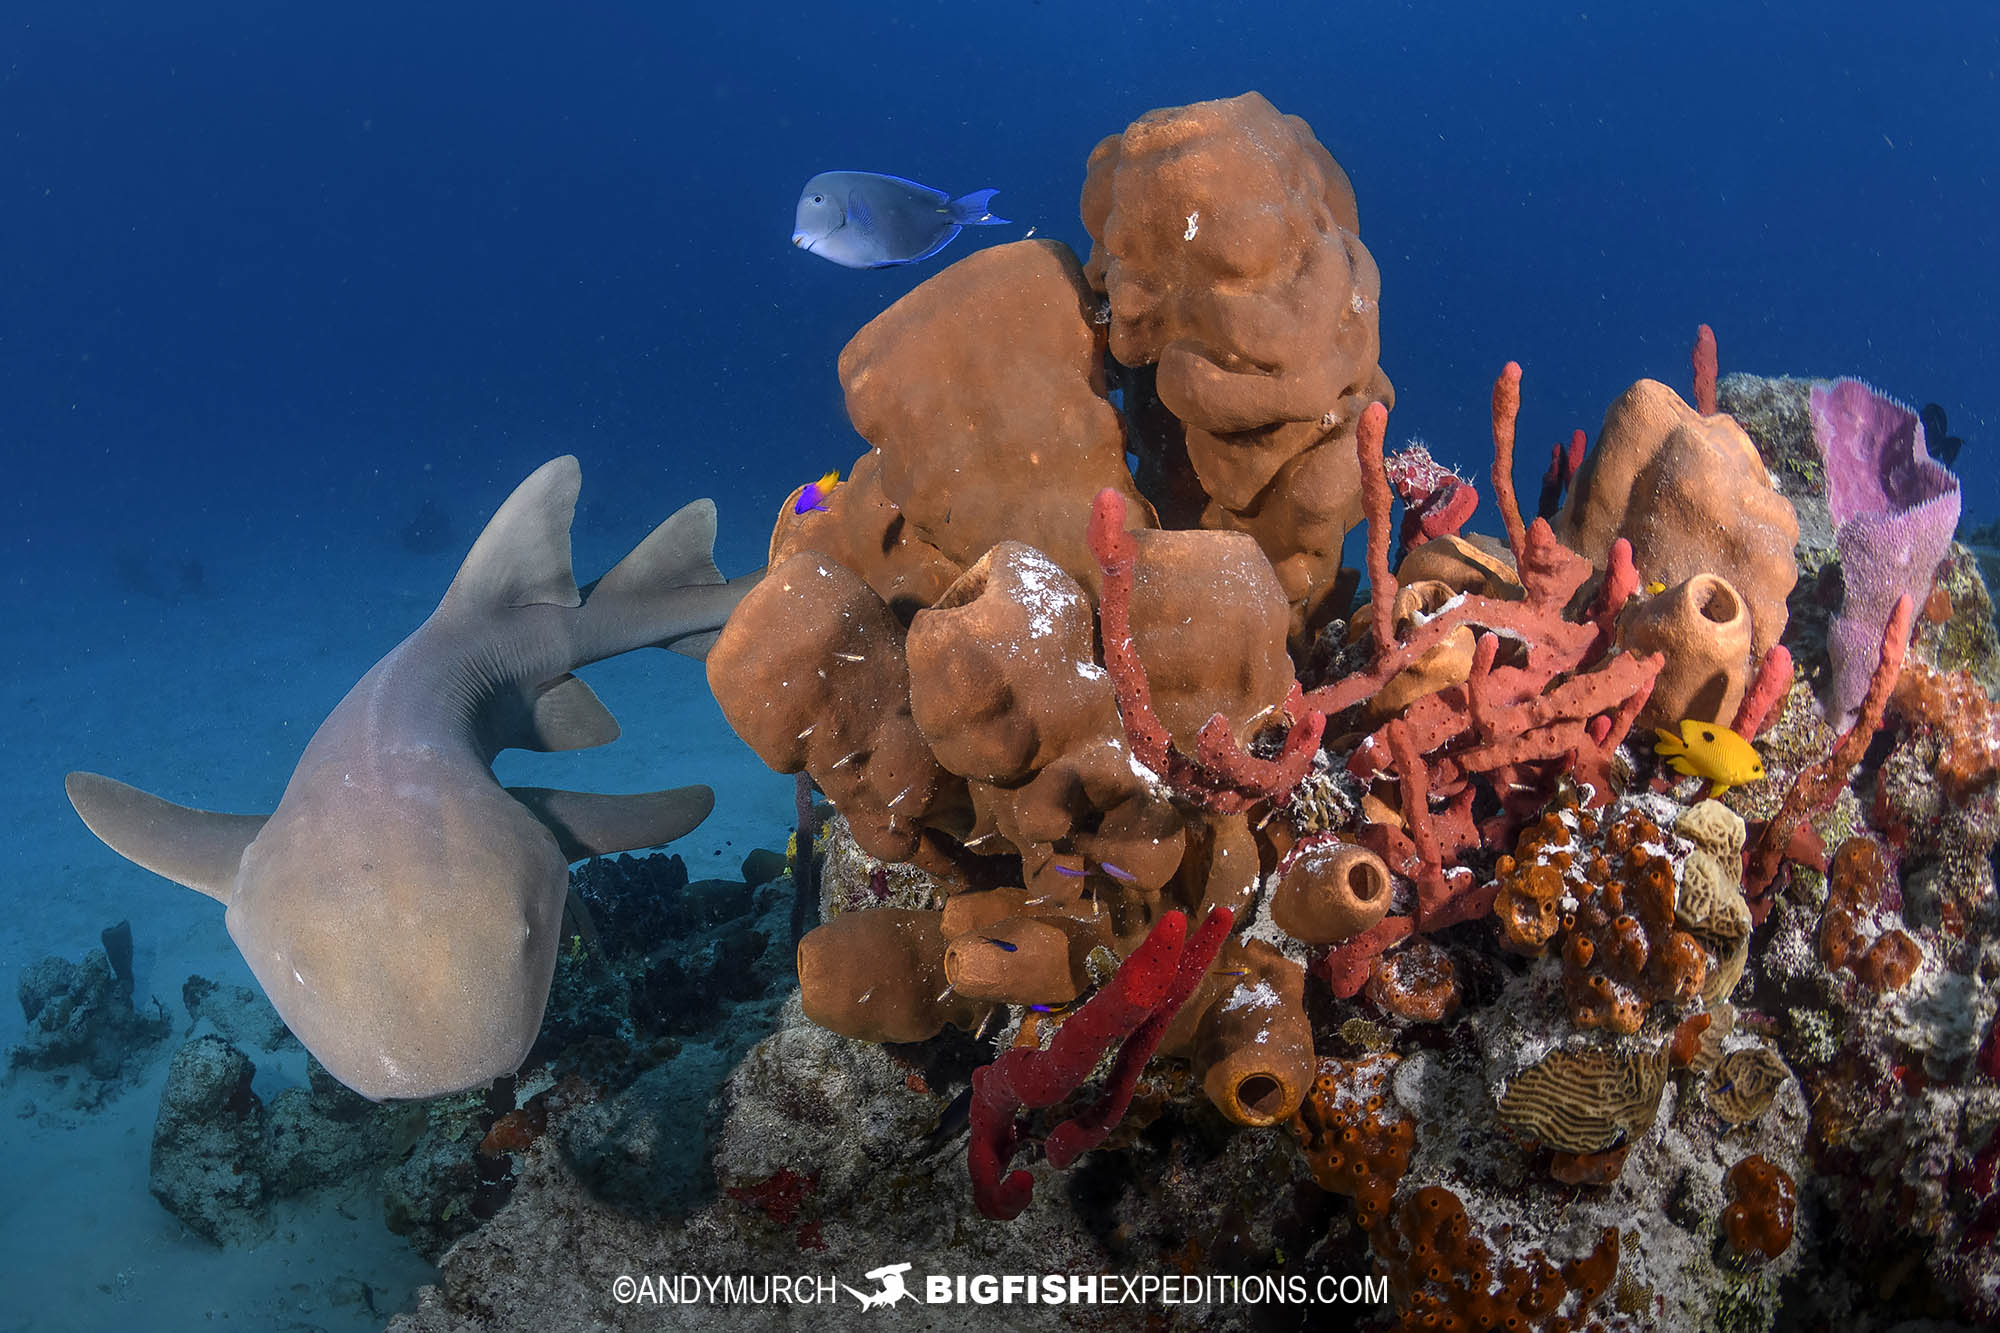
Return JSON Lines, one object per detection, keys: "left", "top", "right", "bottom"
{"left": 0, "top": 1, "right": 1994, "bottom": 1328}
{"left": 5, "top": 0, "right": 1995, "bottom": 565}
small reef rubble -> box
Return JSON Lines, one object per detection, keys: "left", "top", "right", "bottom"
{"left": 10, "top": 921, "right": 171, "bottom": 1113}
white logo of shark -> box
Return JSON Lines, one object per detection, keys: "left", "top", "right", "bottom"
{"left": 843, "top": 1261, "right": 916, "bottom": 1310}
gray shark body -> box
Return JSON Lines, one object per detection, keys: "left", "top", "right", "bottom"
{"left": 68, "top": 456, "right": 754, "bottom": 1099}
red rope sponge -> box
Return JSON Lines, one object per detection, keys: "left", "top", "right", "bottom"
{"left": 968, "top": 905, "right": 1232, "bottom": 1220}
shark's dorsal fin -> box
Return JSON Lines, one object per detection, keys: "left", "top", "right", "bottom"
{"left": 594, "top": 497, "right": 724, "bottom": 599}
{"left": 65, "top": 772, "right": 267, "bottom": 905}
{"left": 442, "top": 456, "right": 583, "bottom": 613}
{"left": 506, "top": 784, "right": 716, "bottom": 863}
{"left": 573, "top": 501, "right": 756, "bottom": 664}
{"left": 488, "top": 672, "right": 621, "bottom": 753}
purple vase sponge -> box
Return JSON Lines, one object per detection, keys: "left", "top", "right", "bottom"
{"left": 1810, "top": 377, "right": 1960, "bottom": 726}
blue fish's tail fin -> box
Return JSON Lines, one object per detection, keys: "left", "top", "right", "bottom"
{"left": 948, "top": 188, "right": 1009, "bottom": 226}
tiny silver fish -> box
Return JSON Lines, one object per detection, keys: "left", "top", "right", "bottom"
{"left": 792, "top": 171, "right": 1009, "bottom": 269}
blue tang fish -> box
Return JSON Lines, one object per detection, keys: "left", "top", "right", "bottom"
{"left": 791, "top": 171, "right": 1008, "bottom": 269}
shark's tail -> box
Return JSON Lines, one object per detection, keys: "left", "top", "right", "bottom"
{"left": 576, "top": 498, "right": 761, "bottom": 664}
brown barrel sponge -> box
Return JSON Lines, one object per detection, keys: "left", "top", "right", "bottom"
{"left": 905, "top": 542, "right": 1116, "bottom": 785}
{"left": 1557, "top": 378, "right": 1797, "bottom": 663}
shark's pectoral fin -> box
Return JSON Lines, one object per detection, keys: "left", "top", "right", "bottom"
{"left": 488, "top": 672, "right": 621, "bottom": 752}
{"left": 664, "top": 629, "right": 722, "bottom": 660}
{"left": 562, "top": 886, "right": 608, "bottom": 960}
{"left": 507, "top": 784, "right": 716, "bottom": 862}
{"left": 64, "top": 772, "right": 266, "bottom": 904}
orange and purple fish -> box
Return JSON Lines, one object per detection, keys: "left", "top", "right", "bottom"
{"left": 794, "top": 469, "right": 840, "bottom": 515}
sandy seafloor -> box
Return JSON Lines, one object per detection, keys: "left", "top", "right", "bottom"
{"left": 0, "top": 487, "right": 794, "bottom": 1332}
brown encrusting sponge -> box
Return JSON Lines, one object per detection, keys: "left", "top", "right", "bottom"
{"left": 1722, "top": 1154, "right": 1798, "bottom": 1264}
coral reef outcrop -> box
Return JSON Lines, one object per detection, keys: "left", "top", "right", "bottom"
{"left": 686, "top": 93, "right": 1998, "bottom": 1332}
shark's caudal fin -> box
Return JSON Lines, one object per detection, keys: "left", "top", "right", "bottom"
{"left": 574, "top": 498, "right": 761, "bottom": 664}
{"left": 64, "top": 772, "right": 267, "bottom": 904}
{"left": 441, "top": 456, "right": 584, "bottom": 615}
{"left": 507, "top": 784, "right": 716, "bottom": 862}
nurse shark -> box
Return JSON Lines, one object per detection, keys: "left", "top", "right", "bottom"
{"left": 67, "top": 456, "right": 756, "bottom": 1099}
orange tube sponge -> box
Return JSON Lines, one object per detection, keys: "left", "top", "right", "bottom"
{"left": 941, "top": 914, "right": 1104, "bottom": 1007}
{"left": 1192, "top": 940, "right": 1314, "bottom": 1126}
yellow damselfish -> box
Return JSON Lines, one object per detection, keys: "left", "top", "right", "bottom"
{"left": 1653, "top": 719, "right": 1766, "bottom": 797}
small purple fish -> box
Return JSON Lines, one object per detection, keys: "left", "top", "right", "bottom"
{"left": 1097, "top": 861, "right": 1137, "bottom": 883}
{"left": 1050, "top": 865, "right": 1087, "bottom": 878}
{"left": 981, "top": 936, "right": 1018, "bottom": 953}
{"left": 793, "top": 469, "right": 840, "bottom": 515}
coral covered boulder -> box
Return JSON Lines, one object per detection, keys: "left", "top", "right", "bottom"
{"left": 150, "top": 1036, "right": 269, "bottom": 1245}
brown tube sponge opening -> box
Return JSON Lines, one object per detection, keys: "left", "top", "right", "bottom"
{"left": 1194, "top": 943, "right": 1314, "bottom": 1127}
{"left": 798, "top": 908, "right": 987, "bottom": 1043}
{"left": 941, "top": 916, "right": 1092, "bottom": 1006}
{"left": 1621, "top": 572, "right": 1754, "bottom": 727}
{"left": 1270, "top": 838, "right": 1392, "bottom": 944}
